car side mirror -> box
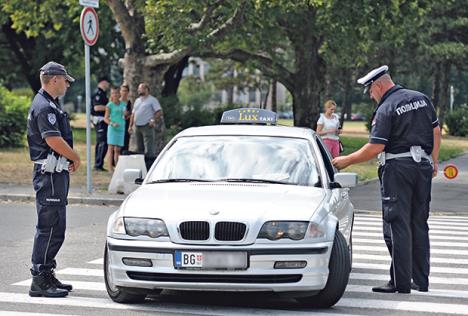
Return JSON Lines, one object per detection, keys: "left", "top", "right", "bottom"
{"left": 123, "top": 169, "right": 144, "bottom": 185}
{"left": 333, "top": 172, "right": 358, "bottom": 188}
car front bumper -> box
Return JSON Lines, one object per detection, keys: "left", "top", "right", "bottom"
{"left": 106, "top": 237, "right": 333, "bottom": 293}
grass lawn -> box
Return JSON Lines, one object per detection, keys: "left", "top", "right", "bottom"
{"left": 1, "top": 120, "right": 466, "bottom": 186}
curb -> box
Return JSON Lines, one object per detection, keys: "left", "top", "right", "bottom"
{"left": 0, "top": 193, "right": 124, "bottom": 206}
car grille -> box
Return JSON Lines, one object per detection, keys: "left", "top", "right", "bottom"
{"left": 127, "top": 272, "right": 302, "bottom": 284}
{"left": 215, "top": 222, "right": 246, "bottom": 241}
{"left": 179, "top": 221, "right": 209, "bottom": 240}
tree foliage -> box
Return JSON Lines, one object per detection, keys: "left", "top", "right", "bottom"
{"left": 0, "top": 0, "right": 124, "bottom": 93}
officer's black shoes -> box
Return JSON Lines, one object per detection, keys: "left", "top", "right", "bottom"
{"left": 46, "top": 270, "right": 73, "bottom": 292}
{"left": 411, "top": 282, "right": 428, "bottom": 292}
{"left": 372, "top": 281, "right": 397, "bottom": 293}
{"left": 94, "top": 166, "right": 107, "bottom": 172}
{"left": 29, "top": 271, "right": 68, "bottom": 298}
{"left": 372, "top": 281, "right": 410, "bottom": 294}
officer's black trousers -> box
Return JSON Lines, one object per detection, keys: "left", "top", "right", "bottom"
{"left": 31, "top": 166, "right": 69, "bottom": 272}
{"left": 378, "top": 158, "right": 432, "bottom": 291}
{"left": 95, "top": 121, "right": 108, "bottom": 169}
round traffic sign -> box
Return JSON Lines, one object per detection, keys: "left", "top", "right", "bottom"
{"left": 443, "top": 164, "right": 458, "bottom": 179}
{"left": 80, "top": 7, "right": 99, "bottom": 46}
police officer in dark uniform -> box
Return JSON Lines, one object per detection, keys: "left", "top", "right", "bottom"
{"left": 27, "top": 61, "right": 81, "bottom": 297}
{"left": 92, "top": 77, "right": 110, "bottom": 171}
{"left": 333, "top": 65, "right": 441, "bottom": 294}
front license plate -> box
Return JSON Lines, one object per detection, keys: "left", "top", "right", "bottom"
{"left": 174, "top": 251, "right": 203, "bottom": 268}
{"left": 174, "top": 251, "right": 247, "bottom": 269}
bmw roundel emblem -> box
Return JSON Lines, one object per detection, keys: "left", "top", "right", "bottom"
{"left": 209, "top": 209, "right": 220, "bottom": 215}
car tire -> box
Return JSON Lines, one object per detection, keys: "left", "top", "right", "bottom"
{"left": 296, "top": 230, "right": 351, "bottom": 308}
{"left": 104, "top": 244, "right": 147, "bottom": 304}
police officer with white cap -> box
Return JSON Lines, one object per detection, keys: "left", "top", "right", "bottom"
{"left": 27, "top": 61, "right": 81, "bottom": 297}
{"left": 333, "top": 65, "right": 441, "bottom": 294}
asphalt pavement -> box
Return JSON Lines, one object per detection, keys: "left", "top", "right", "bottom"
{"left": 1, "top": 152, "right": 467, "bottom": 213}
{"left": 350, "top": 152, "right": 468, "bottom": 214}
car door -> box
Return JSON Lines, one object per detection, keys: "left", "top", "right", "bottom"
{"left": 315, "top": 136, "right": 352, "bottom": 235}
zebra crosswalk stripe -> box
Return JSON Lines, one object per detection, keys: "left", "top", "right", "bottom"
{"left": 4, "top": 213, "right": 468, "bottom": 315}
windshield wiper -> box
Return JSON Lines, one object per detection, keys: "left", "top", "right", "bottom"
{"left": 147, "top": 179, "right": 214, "bottom": 184}
{"left": 219, "top": 178, "right": 293, "bottom": 185}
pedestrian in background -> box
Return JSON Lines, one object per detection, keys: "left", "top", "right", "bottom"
{"left": 104, "top": 87, "right": 126, "bottom": 171}
{"left": 333, "top": 65, "right": 441, "bottom": 294}
{"left": 316, "top": 100, "right": 341, "bottom": 158}
{"left": 120, "top": 84, "right": 132, "bottom": 154}
{"left": 91, "top": 77, "right": 110, "bottom": 171}
{"left": 128, "top": 83, "right": 163, "bottom": 169}
{"left": 27, "top": 61, "right": 80, "bottom": 297}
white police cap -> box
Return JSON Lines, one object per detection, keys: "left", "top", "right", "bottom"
{"left": 357, "top": 65, "right": 388, "bottom": 94}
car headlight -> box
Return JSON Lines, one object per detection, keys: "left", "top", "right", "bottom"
{"left": 258, "top": 221, "right": 308, "bottom": 240}
{"left": 124, "top": 217, "right": 169, "bottom": 238}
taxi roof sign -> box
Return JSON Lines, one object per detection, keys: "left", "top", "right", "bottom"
{"left": 220, "top": 108, "right": 277, "bottom": 125}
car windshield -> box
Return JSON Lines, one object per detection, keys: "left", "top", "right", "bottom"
{"left": 148, "top": 135, "right": 321, "bottom": 187}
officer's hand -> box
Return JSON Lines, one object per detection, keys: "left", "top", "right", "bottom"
{"left": 69, "top": 159, "right": 81, "bottom": 173}
{"left": 149, "top": 119, "right": 156, "bottom": 128}
{"left": 128, "top": 127, "right": 133, "bottom": 134}
{"left": 432, "top": 161, "right": 439, "bottom": 178}
{"left": 332, "top": 156, "right": 351, "bottom": 170}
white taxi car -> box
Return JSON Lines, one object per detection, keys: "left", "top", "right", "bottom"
{"left": 105, "top": 108, "right": 356, "bottom": 308}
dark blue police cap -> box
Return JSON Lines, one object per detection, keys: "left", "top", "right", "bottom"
{"left": 357, "top": 65, "right": 388, "bottom": 94}
{"left": 40, "top": 61, "right": 75, "bottom": 83}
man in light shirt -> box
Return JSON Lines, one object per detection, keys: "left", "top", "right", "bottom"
{"left": 128, "top": 83, "right": 164, "bottom": 167}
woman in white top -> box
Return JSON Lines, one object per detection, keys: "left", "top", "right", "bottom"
{"left": 316, "top": 100, "right": 341, "bottom": 158}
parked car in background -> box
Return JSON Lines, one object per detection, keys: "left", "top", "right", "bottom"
{"left": 104, "top": 108, "right": 357, "bottom": 308}
{"left": 277, "top": 111, "right": 293, "bottom": 119}
{"left": 351, "top": 113, "right": 366, "bottom": 121}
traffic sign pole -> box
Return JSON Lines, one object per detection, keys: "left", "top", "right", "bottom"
{"left": 80, "top": 6, "right": 99, "bottom": 194}
{"left": 85, "top": 43, "right": 92, "bottom": 194}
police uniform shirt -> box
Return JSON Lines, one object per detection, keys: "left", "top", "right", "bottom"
{"left": 370, "top": 85, "right": 439, "bottom": 155}
{"left": 91, "top": 87, "right": 108, "bottom": 117}
{"left": 27, "top": 89, "right": 73, "bottom": 161}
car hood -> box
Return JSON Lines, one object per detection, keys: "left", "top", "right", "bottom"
{"left": 120, "top": 182, "right": 326, "bottom": 221}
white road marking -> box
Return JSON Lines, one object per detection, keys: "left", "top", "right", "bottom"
{"left": 337, "top": 297, "right": 468, "bottom": 315}
{"left": 56, "top": 268, "right": 103, "bottom": 277}
{"left": 354, "top": 244, "right": 468, "bottom": 255}
{"left": 353, "top": 253, "right": 468, "bottom": 265}
{"left": 354, "top": 226, "right": 468, "bottom": 236}
{"left": 353, "top": 262, "right": 468, "bottom": 275}
{"left": 354, "top": 237, "right": 468, "bottom": 248}
{"left": 13, "top": 279, "right": 105, "bottom": 291}
{"left": 87, "top": 258, "right": 103, "bottom": 265}
{"left": 351, "top": 273, "right": 468, "bottom": 285}
{"left": 0, "top": 292, "right": 359, "bottom": 316}
{"left": 347, "top": 284, "right": 468, "bottom": 299}
{"left": 0, "top": 312, "right": 77, "bottom": 316}
{"left": 353, "top": 231, "right": 468, "bottom": 241}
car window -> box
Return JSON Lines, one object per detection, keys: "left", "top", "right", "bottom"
{"left": 148, "top": 136, "right": 321, "bottom": 187}
{"left": 315, "top": 136, "right": 335, "bottom": 182}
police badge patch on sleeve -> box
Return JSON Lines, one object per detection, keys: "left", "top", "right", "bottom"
{"left": 48, "top": 113, "right": 57, "bottom": 125}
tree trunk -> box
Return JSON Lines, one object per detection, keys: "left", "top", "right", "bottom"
{"left": 431, "top": 62, "right": 441, "bottom": 110}
{"left": 291, "top": 52, "right": 324, "bottom": 129}
{"left": 340, "top": 77, "right": 352, "bottom": 128}
{"left": 227, "top": 86, "right": 234, "bottom": 104}
{"left": 121, "top": 52, "right": 169, "bottom": 102}
{"left": 271, "top": 80, "right": 277, "bottom": 112}
{"left": 162, "top": 55, "right": 189, "bottom": 97}
{"left": 438, "top": 61, "right": 451, "bottom": 130}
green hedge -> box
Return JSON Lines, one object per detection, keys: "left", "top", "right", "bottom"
{"left": 445, "top": 106, "right": 468, "bottom": 137}
{"left": 0, "top": 87, "right": 30, "bottom": 147}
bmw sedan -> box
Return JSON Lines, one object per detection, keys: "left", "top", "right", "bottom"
{"left": 105, "top": 109, "right": 357, "bottom": 308}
